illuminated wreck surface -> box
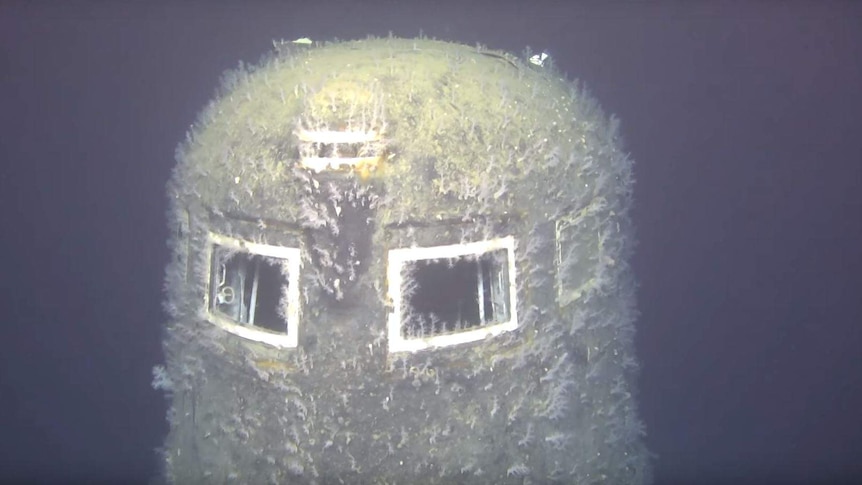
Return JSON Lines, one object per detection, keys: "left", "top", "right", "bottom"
{"left": 155, "top": 36, "right": 651, "bottom": 484}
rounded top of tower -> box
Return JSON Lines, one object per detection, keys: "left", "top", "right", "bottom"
{"left": 171, "top": 37, "right": 629, "bottom": 226}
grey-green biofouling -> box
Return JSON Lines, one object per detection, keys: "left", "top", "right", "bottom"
{"left": 153, "top": 35, "right": 652, "bottom": 484}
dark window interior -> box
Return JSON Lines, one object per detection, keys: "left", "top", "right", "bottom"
{"left": 402, "top": 249, "right": 510, "bottom": 338}
{"left": 211, "top": 248, "right": 288, "bottom": 334}
{"left": 310, "top": 142, "right": 364, "bottom": 158}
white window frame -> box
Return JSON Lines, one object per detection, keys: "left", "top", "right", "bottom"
{"left": 204, "top": 233, "right": 301, "bottom": 349}
{"left": 387, "top": 236, "right": 518, "bottom": 353}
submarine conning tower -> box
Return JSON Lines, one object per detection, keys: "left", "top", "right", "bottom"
{"left": 156, "top": 36, "right": 651, "bottom": 484}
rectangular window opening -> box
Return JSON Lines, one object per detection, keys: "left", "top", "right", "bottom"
{"left": 210, "top": 250, "right": 285, "bottom": 332}
{"left": 402, "top": 249, "right": 511, "bottom": 338}
{"left": 387, "top": 236, "right": 518, "bottom": 353}
{"left": 206, "top": 234, "right": 300, "bottom": 348}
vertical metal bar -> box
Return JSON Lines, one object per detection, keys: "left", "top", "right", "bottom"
{"left": 248, "top": 257, "right": 260, "bottom": 325}
{"left": 477, "top": 257, "right": 486, "bottom": 324}
{"left": 237, "top": 262, "right": 247, "bottom": 323}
